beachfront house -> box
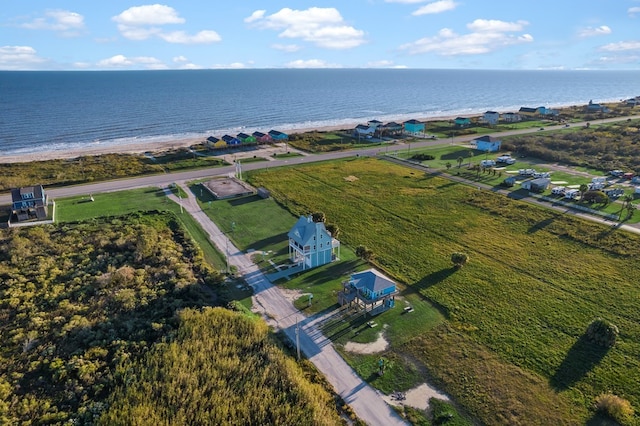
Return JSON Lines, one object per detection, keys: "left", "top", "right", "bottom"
{"left": 404, "top": 119, "right": 425, "bottom": 135}
{"left": 586, "top": 100, "right": 611, "bottom": 113}
{"left": 381, "top": 122, "right": 403, "bottom": 136}
{"left": 354, "top": 124, "right": 376, "bottom": 139}
{"left": 518, "top": 107, "right": 538, "bottom": 117}
{"left": 368, "top": 119, "right": 383, "bottom": 128}
{"left": 268, "top": 130, "right": 289, "bottom": 141}
{"left": 11, "top": 185, "right": 48, "bottom": 222}
{"left": 454, "top": 117, "right": 471, "bottom": 127}
{"left": 288, "top": 215, "right": 340, "bottom": 270}
{"left": 252, "top": 131, "right": 273, "bottom": 144}
{"left": 474, "top": 135, "right": 502, "bottom": 152}
{"left": 338, "top": 269, "right": 397, "bottom": 314}
{"left": 222, "top": 134, "right": 241, "bottom": 146}
{"left": 483, "top": 111, "right": 500, "bottom": 126}
{"left": 206, "top": 136, "right": 219, "bottom": 148}
{"left": 237, "top": 133, "right": 257, "bottom": 144}
{"left": 502, "top": 112, "right": 521, "bottom": 123}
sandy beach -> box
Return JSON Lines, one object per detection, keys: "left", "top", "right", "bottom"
{"left": 0, "top": 116, "right": 463, "bottom": 164}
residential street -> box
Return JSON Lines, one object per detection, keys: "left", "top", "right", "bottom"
{"left": 165, "top": 184, "right": 407, "bottom": 426}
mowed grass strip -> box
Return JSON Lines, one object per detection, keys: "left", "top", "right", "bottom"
{"left": 246, "top": 157, "right": 640, "bottom": 424}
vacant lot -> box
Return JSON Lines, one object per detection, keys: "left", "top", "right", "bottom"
{"left": 246, "top": 157, "right": 640, "bottom": 425}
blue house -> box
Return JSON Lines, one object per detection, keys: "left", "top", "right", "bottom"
{"left": 403, "top": 119, "right": 425, "bottom": 134}
{"left": 222, "top": 134, "right": 241, "bottom": 146}
{"left": 268, "top": 129, "right": 289, "bottom": 141}
{"left": 11, "top": 185, "right": 47, "bottom": 221}
{"left": 338, "top": 269, "right": 397, "bottom": 313}
{"left": 288, "top": 215, "right": 340, "bottom": 270}
{"left": 483, "top": 111, "right": 500, "bottom": 125}
{"left": 473, "top": 135, "right": 502, "bottom": 152}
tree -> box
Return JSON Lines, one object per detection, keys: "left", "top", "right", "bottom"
{"left": 311, "top": 211, "right": 326, "bottom": 223}
{"left": 467, "top": 151, "right": 474, "bottom": 167}
{"left": 457, "top": 156, "right": 463, "bottom": 168}
{"left": 445, "top": 162, "right": 452, "bottom": 171}
{"left": 585, "top": 318, "right": 619, "bottom": 348}
{"left": 325, "top": 223, "right": 340, "bottom": 239}
{"left": 451, "top": 252, "right": 469, "bottom": 269}
{"left": 356, "top": 245, "right": 374, "bottom": 261}
{"left": 578, "top": 184, "right": 588, "bottom": 201}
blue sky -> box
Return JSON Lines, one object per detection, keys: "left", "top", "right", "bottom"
{"left": 1, "top": 1, "right": 640, "bottom": 70}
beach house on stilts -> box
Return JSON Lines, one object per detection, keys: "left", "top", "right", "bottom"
{"left": 288, "top": 215, "right": 340, "bottom": 270}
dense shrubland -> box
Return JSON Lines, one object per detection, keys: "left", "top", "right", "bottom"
{"left": 99, "top": 307, "right": 342, "bottom": 425}
{"left": 502, "top": 119, "right": 640, "bottom": 172}
{"left": 0, "top": 212, "right": 224, "bottom": 423}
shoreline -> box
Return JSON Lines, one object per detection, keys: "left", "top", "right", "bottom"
{"left": 0, "top": 100, "right": 612, "bottom": 164}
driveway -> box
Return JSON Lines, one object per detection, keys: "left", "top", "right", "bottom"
{"left": 166, "top": 183, "right": 407, "bottom": 426}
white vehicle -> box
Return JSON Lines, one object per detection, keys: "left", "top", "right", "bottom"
{"left": 519, "top": 168, "right": 536, "bottom": 176}
{"left": 564, "top": 189, "right": 580, "bottom": 200}
{"left": 551, "top": 186, "right": 566, "bottom": 195}
{"left": 480, "top": 159, "right": 496, "bottom": 167}
{"left": 496, "top": 155, "right": 516, "bottom": 165}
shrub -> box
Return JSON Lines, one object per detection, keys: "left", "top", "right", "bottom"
{"left": 594, "top": 393, "right": 634, "bottom": 424}
{"left": 586, "top": 318, "right": 619, "bottom": 348}
{"left": 451, "top": 252, "right": 469, "bottom": 269}
{"left": 410, "top": 153, "right": 435, "bottom": 161}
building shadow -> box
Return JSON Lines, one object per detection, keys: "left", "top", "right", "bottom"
{"left": 412, "top": 267, "right": 457, "bottom": 293}
{"left": 527, "top": 216, "right": 555, "bottom": 234}
{"left": 550, "top": 334, "right": 610, "bottom": 390}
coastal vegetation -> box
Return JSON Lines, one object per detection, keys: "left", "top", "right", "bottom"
{"left": 245, "top": 157, "right": 640, "bottom": 425}
{"left": 0, "top": 149, "right": 226, "bottom": 192}
{"left": 0, "top": 211, "right": 344, "bottom": 424}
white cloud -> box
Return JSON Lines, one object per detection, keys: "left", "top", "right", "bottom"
{"left": 112, "top": 4, "right": 184, "bottom": 25}
{"left": 244, "top": 10, "right": 266, "bottom": 23}
{"left": 284, "top": 59, "right": 341, "bottom": 68}
{"left": 578, "top": 25, "right": 612, "bottom": 38}
{"left": 0, "top": 45, "right": 47, "bottom": 70}
{"left": 97, "top": 54, "right": 166, "bottom": 69}
{"left": 113, "top": 5, "right": 220, "bottom": 44}
{"left": 246, "top": 7, "right": 366, "bottom": 49}
{"left": 173, "top": 55, "right": 188, "bottom": 63}
{"left": 599, "top": 40, "right": 640, "bottom": 52}
{"left": 272, "top": 44, "right": 301, "bottom": 52}
{"left": 21, "top": 10, "right": 85, "bottom": 36}
{"left": 413, "top": 0, "right": 458, "bottom": 16}
{"left": 212, "top": 62, "right": 248, "bottom": 69}
{"left": 365, "top": 60, "right": 395, "bottom": 68}
{"left": 400, "top": 19, "right": 533, "bottom": 56}
{"left": 385, "top": 0, "right": 429, "bottom": 3}
{"left": 158, "top": 30, "right": 221, "bottom": 44}
{"left": 629, "top": 7, "right": 640, "bottom": 17}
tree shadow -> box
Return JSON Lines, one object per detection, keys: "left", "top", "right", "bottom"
{"left": 585, "top": 412, "right": 619, "bottom": 426}
{"left": 550, "top": 334, "right": 610, "bottom": 390}
{"left": 412, "top": 267, "right": 457, "bottom": 293}
{"left": 527, "top": 217, "right": 555, "bottom": 234}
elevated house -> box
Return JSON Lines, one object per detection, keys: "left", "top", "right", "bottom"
{"left": 288, "top": 215, "right": 340, "bottom": 270}
{"left": 483, "top": 111, "right": 500, "bottom": 126}
{"left": 354, "top": 124, "right": 376, "bottom": 139}
{"left": 222, "top": 134, "right": 241, "bottom": 146}
{"left": 11, "top": 185, "right": 47, "bottom": 222}
{"left": 403, "top": 119, "right": 425, "bottom": 135}
{"left": 252, "top": 131, "right": 273, "bottom": 144}
{"left": 454, "top": 117, "right": 471, "bottom": 127}
{"left": 586, "top": 100, "right": 611, "bottom": 113}
{"left": 473, "top": 135, "right": 502, "bottom": 152}
{"left": 268, "top": 130, "right": 289, "bottom": 141}
{"left": 206, "top": 136, "right": 219, "bottom": 147}
{"left": 502, "top": 112, "right": 521, "bottom": 123}
{"left": 338, "top": 269, "right": 397, "bottom": 314}
{"left": 380, "top": 122, "right": 403, "bottom": 136}
{"left": 368, "top": 119, "right": 383, "bottom": 128}
{"left": 237, "top": 133, "right": 257, "bottom": 144}
{"left": 518, "top": 106, "right": 538, "bottom": 117}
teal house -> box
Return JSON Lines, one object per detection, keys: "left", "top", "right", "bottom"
{"left": 288, "top": 215, "right": 340, "bottom": 270}
{"left": 338, "top": 269, "right": 397, "bottom": 313}
{"left": 403, "top": 119, "right": 425, "bottom": 134}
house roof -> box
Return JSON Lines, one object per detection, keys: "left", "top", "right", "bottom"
{"left": 404, "top": 119, "right": 423, "bottom": 125}
{"left": 474, "top": 135, "right": 501, "bottom": 143}
{"left": 11, "top": 185, "right": 44, "bottom": 202}
{"left": 383, "top": 122, "right": 402, "bottom": 128}
{"left": 207, "top": 136, "right": 219, "bottom": 142}
{"left": 355, "top": 124, "right": 369, "bottom": 130}
{"left": 350, "top": 269, "right": 396, "bottom": 293}
{"left": 519, "top": 107, "right": 537, "bottom": 113}
{"left": 237, "top": 132, "right": 251, "bottom": 139}
{"left": 485, "top": 111, "right": 498, "bottom": 114}
{"left": 268, "top": 129, "right": 287, "bottom": 137}
{"left": 287, "top": 215, "right": 330, "bottom": 246}
{"left": 252, "top": 131, "right": 267, "bottom": 138}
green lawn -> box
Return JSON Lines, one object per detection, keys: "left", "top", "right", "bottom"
{"left": 245, "top": 157, "right": 640, "bottom": 425}
{"left": 55, "top": 188, "right": 226, "bottom": 270}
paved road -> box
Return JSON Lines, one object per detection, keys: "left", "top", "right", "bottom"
{"left": 166, "top": 184, "right": 407, "bottom": 426}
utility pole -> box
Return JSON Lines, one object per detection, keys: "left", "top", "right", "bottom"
{"left": 295, "top": 316, "right": 300, "bottom": 360}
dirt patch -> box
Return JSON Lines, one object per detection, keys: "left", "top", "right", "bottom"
{"left": 343, "top": 175, "right": 359, "bottom": 182}
{"left": 382, "top": 383, "right": 450, "bottom": 411}
{"left": 344, "top": 325, "right": 389, "bottom": 354}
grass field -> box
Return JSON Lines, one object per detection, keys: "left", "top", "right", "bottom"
{"left": 244, "top": 157, "right": 640, "bottom": 425}
{"left": 55, "top": 188, "right": 227, "bottom": 270}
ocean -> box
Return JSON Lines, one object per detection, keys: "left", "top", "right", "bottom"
{"left": 1, "top": 69, "right": 640, "bottom": 156}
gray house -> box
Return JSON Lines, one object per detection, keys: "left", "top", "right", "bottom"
{"left": 11, "top": 185, "right": 47, "bottom": 221}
